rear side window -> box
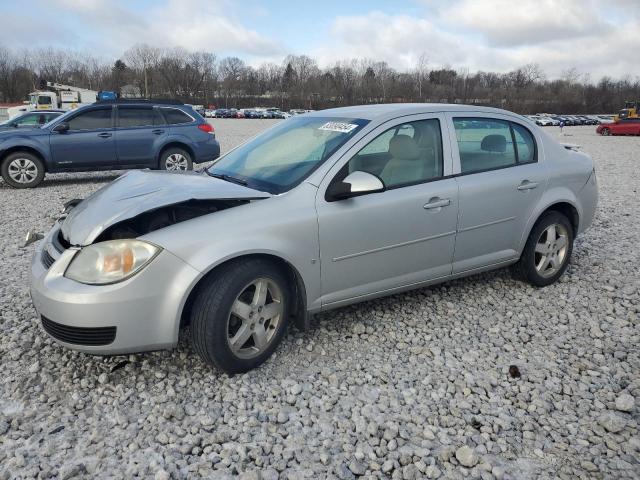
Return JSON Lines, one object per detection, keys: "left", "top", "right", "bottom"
{"left": 117, "top": 108, "right": 154, "bottom": 128}
{"left": 511, "top": 123, "right": 536, "bottom": 163}
{"left": 66, "top": 108, "right": 112, "bottom": 131}
{"left": 453, "top": 118, "right": 537, "bottom": 174}
{"left": 161, "top": 108, "right": 193, "bottom": 125}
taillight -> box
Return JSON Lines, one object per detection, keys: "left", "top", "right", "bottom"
{"left": 198, "top": 123, "right": 214, "bottom": 134}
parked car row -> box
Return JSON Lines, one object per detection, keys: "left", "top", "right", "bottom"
{"left": 0, "top": 99, "right": 220, "bottom": 188}
{"left": 525, "top": 114, "right": 612, "bottom": 126}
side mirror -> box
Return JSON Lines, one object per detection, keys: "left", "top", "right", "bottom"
{"left": 52, "top": 122, "right": 69, "bottom": 133}
{"left": 326, "top": 171, "right": 385, "bottom": 202}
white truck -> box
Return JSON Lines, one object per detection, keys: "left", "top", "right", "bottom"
{"left": 7, "top": 82, "right": 98, "bottom": 119}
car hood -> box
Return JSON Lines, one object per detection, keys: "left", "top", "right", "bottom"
{"left": 60, "top": 170, "right": 271, "bottom": 246}
{"left": 0, "top": 127, "right": 46, "bottom": 138}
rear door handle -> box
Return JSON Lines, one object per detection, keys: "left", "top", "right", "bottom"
{"left": 517, "top": 180, "right": 539, "bottom": 191}
{"left": 97, "top": 132, "right": 112, "bottom": 138}
{"left": 423, "top": 197, "right": 451, "bottom": 210}
{"left": 152, "top": 129, "right": 164, "bottom": 135}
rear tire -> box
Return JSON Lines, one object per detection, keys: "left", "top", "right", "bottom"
{"left": 513, "top": 211, "right": 574, "bottom": 287}
{"left": 190, "top": 259, "right": 291, "bottom": 373}
{"left": 1, "top": 152, "right": 45, "bottom": 188}
{"left": 159, "top": 147, "right": 193, "bottom": 172}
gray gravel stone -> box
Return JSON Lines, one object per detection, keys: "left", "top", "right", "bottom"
{"left": 598, "top": 411, "right": 627, "bottom": 433}
{"left": 455, "top": 445, "right": 479, "bottom": 467}
{"left": 615, "top": 392, "right": 635, "bottom": 412}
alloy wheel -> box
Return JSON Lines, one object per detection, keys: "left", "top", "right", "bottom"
{"left": 226, "top": 278, "right": 283, "bottom": 359}
{"left": 7, "top": 158, "right": 38, "bottom": 184}
{"left": 534, "top": 223, "right": 569, "bottom": 278}
{"left": 165, "top": 153, "right": 189, "bottom": 171}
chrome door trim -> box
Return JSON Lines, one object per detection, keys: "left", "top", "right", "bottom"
{"left": 332, "top": 230, "right": 457, "bottom": 262}
{"left": 458, "top": 216, "right": 516, "bottom": 233}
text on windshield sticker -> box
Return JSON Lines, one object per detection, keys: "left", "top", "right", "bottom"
{"left": 319, "top": 122, "right": 358, "bottom": 133}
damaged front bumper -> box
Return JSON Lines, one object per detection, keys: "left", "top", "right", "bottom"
{"left": 29, "top": 225, "right": 201, "bottom": 355}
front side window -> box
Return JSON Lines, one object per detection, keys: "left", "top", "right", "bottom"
{"left": 38, "top": 96, "right": 52, "bottom": 106}
{"left": 454, "top": 118, "right": 536, "bottom": 174}
{"left": 344, "top": 119, "right": 443, "bottom": 188}
{"left": 208, "top": 116, "right": 369, "bottom": 194}
{"left": 66, "top": 108, "right": 112, "bottom": 131}
{"left": 117, "top": 107, "right": 154, "bottom": 128}
{"left": 15, "top": 114, "right": 40, "bottom": 126}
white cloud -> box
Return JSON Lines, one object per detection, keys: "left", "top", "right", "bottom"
{"left": 312, "top": 6, "right": 639, "bottom": 79}
{"left": 438, "top": 0, "right": 612, "bottom": 46}
{"left": 46, "top": 0, "right": 283, "bottom": 58}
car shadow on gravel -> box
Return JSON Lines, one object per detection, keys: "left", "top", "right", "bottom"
{"left": 0, "top": 173, "right": 122, "bottom": 190}
{"left": 38, "top": 173, "right": 122, "bottom": 187}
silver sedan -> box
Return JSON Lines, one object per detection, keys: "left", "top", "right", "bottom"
{"left": 30, "top": 104, "right": 598, "bottom": 373}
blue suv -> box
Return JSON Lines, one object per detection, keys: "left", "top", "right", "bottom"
{"left": 0, "top": 100, "right": 220, "bottom": 188}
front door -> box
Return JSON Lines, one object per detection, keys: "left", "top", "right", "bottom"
{"left": 316, "top": 115, "right": 459, "bottom": 308}
{"left": 449, "top": 115, "right": 548, "bottom": 273}
{"left": 50, "top": 106, "right": 116, "bottom": 169}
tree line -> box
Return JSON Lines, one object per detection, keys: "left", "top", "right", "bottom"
{"left": 0, "top": 45, "right": 638, "bottom": 114}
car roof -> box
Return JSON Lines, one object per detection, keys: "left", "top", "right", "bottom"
{"left": 305, "top": 103, "right": 524, "bottom": 122}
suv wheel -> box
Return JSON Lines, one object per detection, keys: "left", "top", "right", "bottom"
{"left": 160, "top": 148, "right": 193, "bottom": 172}
{"left": 1, "top": 152, "right": 45, "bottom": 188}
{"left": 514, "top": 211, "right": 574, "bottom": 287}
{"left": 190, "top": 259, "right": 291, "bottom": 373}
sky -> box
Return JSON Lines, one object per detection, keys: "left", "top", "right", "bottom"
{"left": 2, "top": 0, "right": 638, "bottom": 79}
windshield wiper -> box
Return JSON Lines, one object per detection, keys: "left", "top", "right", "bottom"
{"left": 207, "top": 171, "right": 248, "bottom": 186}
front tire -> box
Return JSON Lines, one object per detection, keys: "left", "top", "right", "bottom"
{"left": 1, "top": 152, "right": 45, "bottom": 188}
{"left": 601, "top": 128, "right": 610, "bottom": 136}
{"left": 160, "top": 147, "right": 193, "bottom": 172}
{"left": 190, "top": 259, "right": 291, "bottom": 373}
{"left": 514, "top": 211, "right": 574, "bottom": 287}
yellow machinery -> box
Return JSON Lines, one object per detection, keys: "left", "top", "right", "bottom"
{"left": 615, "top": 100, "right": 639, "bottom": 121}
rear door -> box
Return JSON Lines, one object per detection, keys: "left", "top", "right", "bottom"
{"left": 115, "top": 106, "right": 167, "bottom": 168}
{"left": 448, "top": 115, "right": 548, "bottom": 273}
{"left": 49, "top": 106, "right": 116, "bottom": 169}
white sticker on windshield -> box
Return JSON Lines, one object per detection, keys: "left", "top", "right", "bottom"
{"left": 319, "top": 122, "right": 358, "bottom": 133}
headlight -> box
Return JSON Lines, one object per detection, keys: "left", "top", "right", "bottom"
{"left": 65, "top": 240, "right": 161, "bottom": 285}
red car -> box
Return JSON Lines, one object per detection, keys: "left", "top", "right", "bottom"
{"left": 596, "top": 118, "right": 640, "bottom": 136}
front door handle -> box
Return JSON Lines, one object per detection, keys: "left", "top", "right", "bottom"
{"left": 152, "top": 129, "right": 164, "bottom": 135}
{"left": 423, "top": 197, "right": 451, "bottom": 210}
{"left": 517, "top": 180, "right": 539, "bottom": 191}
{"left": 97, "top": 132, "right": 112, "bottom": 138}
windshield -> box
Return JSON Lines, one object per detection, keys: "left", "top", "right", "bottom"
{"left": 208, "top": 116, "right": 369, "bottom": 194}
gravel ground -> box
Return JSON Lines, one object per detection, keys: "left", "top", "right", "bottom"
{"left": 0, "top": 123, "right": 638, "bottom": 479}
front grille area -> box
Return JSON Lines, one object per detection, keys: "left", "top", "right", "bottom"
{"left": 41, "top": 249, "right": 56, "bottom": 269}
{"left": 41, "top": 316, "right": 117, "bottom": 346}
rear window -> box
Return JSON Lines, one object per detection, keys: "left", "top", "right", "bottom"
{"left": 161, "top": 108, "right": 193, "bottom": 125}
